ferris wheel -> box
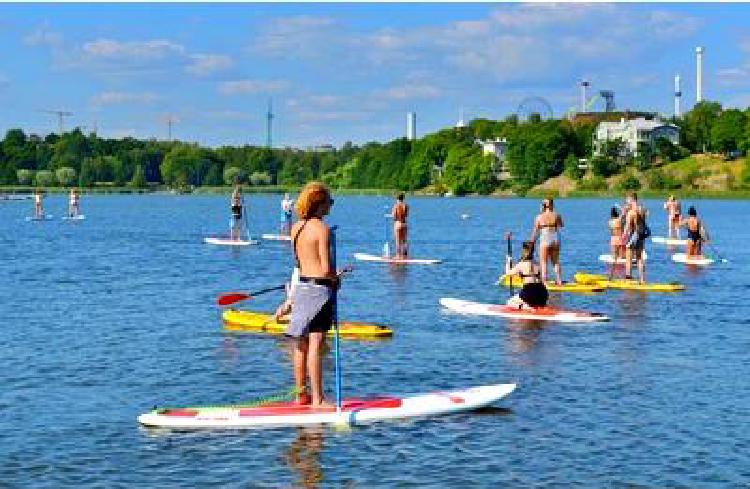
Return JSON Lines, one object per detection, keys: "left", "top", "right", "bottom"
{"left": 516, "top": 97, "right": 554, "bottom": 121}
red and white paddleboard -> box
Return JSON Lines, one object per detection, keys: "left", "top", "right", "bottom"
{"left": 137, "top": 383, "right": 516, "bottom": 429}
{"left": 204, "top": 236, "right": 259, "bottom": 246}
{"left": 440, "top": 298, "right": 609, "bottom": 323}
{"left": 353, "top": 253, "right": 442, "bottom": 265}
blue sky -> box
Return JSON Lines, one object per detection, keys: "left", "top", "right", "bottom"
{"left": 1, "top": 3, "right": 749, "bottom": 148}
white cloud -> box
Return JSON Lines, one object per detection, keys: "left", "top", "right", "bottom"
{"left": 185, "top": 54, "right": 233, "bottom": 76}
{"left": 218, "top": 79, "right": 290, "bottom": 95}
{"left": 24, "top": 23, "right": 64, "bottom": 48}
{"left": 378, "top": 84, "right": 442, "bottom": 100}
{"left": 90, "top": 91, "right": 160, "bottom": 107}
{"left": 82, "top": 39, "right": 185, "bottom": 60}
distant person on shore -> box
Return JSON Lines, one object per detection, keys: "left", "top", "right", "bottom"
{"left": 623, "top": 192, "right": 649, "bottom": 283}
{"left": 680, "top": 206, "right": 707, "bottom": 258}
{"left": 33, "top": 189, "right": 44, "bottom": 218}
{"left": 231, "top": 183, "right": 243, "bottom": 240}
{"left": 505, "top": 239, "right": 548, "bottom": 310}
{"left": 281, "top": 193, "right": 294, "bottom": 236}
{"left": 530, "top": 198, "right": 563, "bottom": 285}
{"left": 68, "top": 188, "right": 80, "bottom": 218}
{"left": 391, "top": 193, "right": 409, "bottom": 259}
{"left": 608, "top": 206, "right": 624, "bottom": 279}
{"left": 664, "top": 195, "right": 682, "bottom": 239}
{"left": 286, "top": 182, "right": 337, "bottom": 407}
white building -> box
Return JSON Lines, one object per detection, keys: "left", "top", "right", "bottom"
{"left": 478, "top": 137, "right": 508, "bottom": 161}
{"left": 594, "top": 117, "right": 680, "bottom": 156}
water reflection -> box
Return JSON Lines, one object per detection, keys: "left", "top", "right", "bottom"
{"left": 284, "top": 427, "right": 325, "bottom": 488}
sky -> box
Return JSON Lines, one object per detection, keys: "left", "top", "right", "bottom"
{"left": 1, "top": 3, "right": 750, "bottom": 148}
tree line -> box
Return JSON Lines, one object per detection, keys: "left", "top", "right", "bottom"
{"left": 1, "top": 101, "right": 748, "bottom": 194}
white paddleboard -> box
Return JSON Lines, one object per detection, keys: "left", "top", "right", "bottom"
{"left": 137, "top": 383, "right": 516, "bottom": 430}
{"left": 261, "top": 234, "right": 291, "bottom": 241}
{"left": 62, "top": 214, "right": 86, "bottom": 221}
{"left": 440, "top": 297, "right": 609, "bottom": 323}
{"left": 671, "top": 253, "right": 714, "bottom": 266}
{"left": 204, "top": 237, "right": 259, "bottom": 246}
{"left": 599, "top": 252, "right": 648, "bottom": 264}
{"left": 652, "top": 236, "right": 687, "bottom": 246}
{"left": 26, "top": 215, "right": 54, "bottom": 221}
{"left": 354, "top": 253, "right": 442, "bottom": 265}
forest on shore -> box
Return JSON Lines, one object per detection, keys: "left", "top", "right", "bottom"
{"left": 1, "top": 101, "right": 749, "bottom": 195}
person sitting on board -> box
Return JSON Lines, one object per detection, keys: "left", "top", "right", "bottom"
{"left": 391, "top": 193, "right": 409, "bottom": 259}
{"left": 33, "top": 189, "right": 44, "bottom": 218}
{"left": 608, "top": 206, "right": 625, "bottom": 279}
{"left": 68, "top": 187, "right": 80, "bottom": 218}
{"left": 230, "top": 183, "right": 243, "bottom": 240}
{"left": 622, "top": 192, "right": 649, "bottom": 284}
{"left": 504, "top": 240, "right": 549, "bottom": 310}
{"left": 530, "top": 198, "right": 564, "bottom": 285}
{"left": 680, "top": 206, "right": 707, "bottom": 258}
{"left": 286, "top": 181, "right": 337, "bottom": 407}
{"left": 281, "top": 193, "right": 294, "bottom": 236}
{"left": 664, "top": 195, "right": 682, "bottom": 239}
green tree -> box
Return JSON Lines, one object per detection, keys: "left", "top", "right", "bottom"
{"left": 79, "top": 158, "right": 94, "bottom": 187}
{"left": 223, "top": 166, "right": 244, "bottom": 185}
{"left": 17, "top": 169, "right": 34, "bottom": 185}
{"left": 711, "top": 109, "right": 747, "bottom": 155}
{"left": 564, "top": 154, "right": 584, "bottom": 180}
{"left": 249, "top": 171, "right": 272, "bottom": 186}
{"left": 35, "top": 170, "right": 55, "bottom": 186}
{"left": 55, "top": 167, "right": 77, "bottom": 186}
{"left": 129, "top": 165, "right": 147, "bottom": 188}
{"left": 683, "top": 101, "right": 722, "bottom": 152}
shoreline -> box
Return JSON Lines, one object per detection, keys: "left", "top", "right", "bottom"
{"left": 3, "top": 185, "right": 750, "bottom": 199}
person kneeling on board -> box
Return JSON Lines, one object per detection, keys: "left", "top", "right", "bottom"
{"left": 285, "top": 182, "right": 337, "bottom": 407}
{"left": 504, "top": 240, "right": 548, "bottom": 310}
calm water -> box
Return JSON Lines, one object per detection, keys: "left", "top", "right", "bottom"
{"left": 1, "top": 194, "right": 748, "bottom": 487}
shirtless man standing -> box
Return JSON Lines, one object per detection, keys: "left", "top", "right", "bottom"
{"left": 623, "top": 193, "right": 648, "bottom": 283}
{"left": 391, "top": 193, "right": 409, "bottom": 259}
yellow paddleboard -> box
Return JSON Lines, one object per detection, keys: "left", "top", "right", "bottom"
{"left": 498, "top": 275, "right": 605, "bottom": 293}
{"left": 573, "top": 272, "right": 685, "bottom": 292}
{"left": 222, "top": 310, "right": 393, "bottom": 339}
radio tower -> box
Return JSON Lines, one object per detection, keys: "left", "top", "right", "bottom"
{"left": 266, "top": 98, "right": 273, "bottom": 148}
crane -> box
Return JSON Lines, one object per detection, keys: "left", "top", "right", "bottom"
{"left": 41, "top": 109, "right": 73, "bottom": 134}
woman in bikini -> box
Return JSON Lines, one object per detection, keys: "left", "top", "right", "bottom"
{"left": 230, "top": 184, "right": 243, "bottom": 240}
{"left": 505, "top": 240, "right": 548, "bottom": 310}
{"left": 680, "top": 206, "right": 706, "bottom": 258}
{"left": 531, "top": 198, "right": 564, "bottom": 285}
{"left": 286, "top": 182, "right": 337, "bottom": 407}
{"left": 608, "top": 206, "right": 624, "bottom": 278}
{"left": 664, "top": 195, "right": 682, "bottom": 239}
{"left": 391, "top": 193, "right": 408, "bottom": 259}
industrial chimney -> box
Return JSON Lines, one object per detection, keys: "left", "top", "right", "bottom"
{"left": 406, "top": 112, "right": 416, "bottom": 141}
{"left": 674, "top": 74, "right": 682, "bottom": 117}
{"left": 695, "top": 46, "right": 704, "bottom": 103}
{"left": 579, "top": 79, "right": 590, "bottom": 112}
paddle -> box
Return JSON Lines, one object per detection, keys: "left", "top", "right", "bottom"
{"left": 505, "top": 232, "right": 514, "bottom": 298}
{"left": 243, "top": 204, "right": 252, "bottom": 242}
{"left": 217, "top": 265, "right": 354, "bottom": 307}
{"left": 331, "top": 225, "right": 343, "bottom": 414}
{"left": 217, "top": 285, "right": 287, "bottom": 306}
{"left": 383, "top": 209, "right": 391, "bottom": 258}
{"left": 706, "top": 242, "right": 728, "bottom": 263}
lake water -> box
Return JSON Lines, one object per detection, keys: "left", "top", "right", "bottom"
{"left": 1, "top": 194, "right": 748, "bottom": 487}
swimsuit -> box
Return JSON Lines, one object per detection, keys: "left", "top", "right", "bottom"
{"left": 539, "top": 223, "right": 559, "bottom": 247}
{"left": 516, "top": 262, "right": 548, "bottom": 307}
{"left": 287, "top": 220, "right": 333, "bottom": 337}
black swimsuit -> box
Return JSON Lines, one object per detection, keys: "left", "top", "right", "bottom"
{"left": 516, "top": 262, "right": 549, "bottom": 307}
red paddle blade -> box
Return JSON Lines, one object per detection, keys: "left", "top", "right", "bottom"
{"left": 216, "top": 293, "right": 252, "bottom": 306}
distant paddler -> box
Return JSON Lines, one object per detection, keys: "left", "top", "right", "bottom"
{"left": 504, "top": 239, "right": 549, "bottom": 310}
{"left": 530, "top": 198, "right": 563, "bottom": 285}
{"left": 33, "top": 188, "right": 44, "bottom": 218}
{"left": 680, "top": 206, "right": 708, "bottom": 259}
{"left": 230, "top": 183, "right": 244, "bottom": 241}
{"left": 68, "top": 187, "right": 81, "bottom": 218}
{"left": 287, "top": 181, "right": 337, "bottom": 407}
{"left": 664, "top": 195, "right": 682, "bottom": 239}
{"left": 280, "top": 193, "right": 294, "bottom": 236}
{"left": 390, "top": 193, "right": 409, "bottom": 259}
{"left": 622, "top": 192, "right": 649, "bottom": 283}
